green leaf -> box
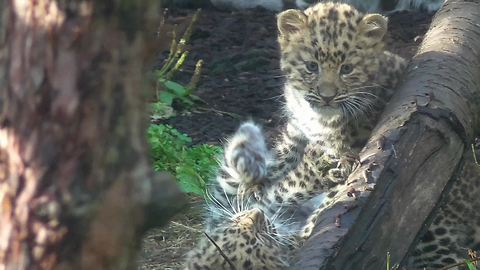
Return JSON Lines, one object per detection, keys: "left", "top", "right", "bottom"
{"left": 150, "top": 101, "right": 175, "bottom": 120}
{"left": 176, "top": 166, "right": 204, "bottom": 195}
{"left": 159, "top": 91, "right": 175, "bottom": 106}
{"left": 163, "top": 80, "right": 188, "bottom": 96}
{"left": 178, "top": 96, "right": 195, "bottom": 107}
{"left": 177, "top": 179, "right": 204, "bottom": 195}
{"left": 466, "top": 260, "right": 477, "bottom": 270}
{"left": 147, "top": 124, "right": 221, "bottom": 197}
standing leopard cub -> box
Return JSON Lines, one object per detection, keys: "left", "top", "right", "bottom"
{"left": 248, "top": 1, "right": 407, "bottom": 212}
{"left": 184, "top": 2, "right": 407, "bottom": 269}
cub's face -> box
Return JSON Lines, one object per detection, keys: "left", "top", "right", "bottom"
{"left": 185, "top": 208, "right": 289, "bottom": 270}
{"left": 277, "top": 2, "right": 388, "bottom": 122}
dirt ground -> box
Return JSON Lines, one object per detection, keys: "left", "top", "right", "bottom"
{"left": 138, "top": 7, "right": 433, "bottom": 270}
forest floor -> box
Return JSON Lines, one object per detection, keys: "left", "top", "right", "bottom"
{"left": 138, "top": 7, "right": 433, "bottom": 270}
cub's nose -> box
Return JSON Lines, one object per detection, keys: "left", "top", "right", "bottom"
{"left": 316, "top": 82, "right": 337, "bottom": 104}
{"left": 320, "top": 94, "right": 335, "bottom": 104}
{"left": 245, "top": 208, "right": 264, "bottom": 223}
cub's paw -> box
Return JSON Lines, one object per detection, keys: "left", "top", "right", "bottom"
{"left": 225, "top": 122, "right": 270, "bottom": 183}
{"left": 299, "top": 223, "right": 315, "bottom": 240}
{"left": 338, "top": 152, "right": 360, "bottom": 171}
{"left": 326, "top": 151, "right": 359, "bottom": 182}
{"left": 299, "top": 213, "right": 321, "bottom": 240}
{"left": 238, "top": 182, "right": 264, "bottom": 202}
{"left": 327, "top": 167, "right": 349, "bottom": 183}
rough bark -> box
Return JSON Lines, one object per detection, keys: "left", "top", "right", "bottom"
{"left": 293, "top": 0, "right": 480, "bottom": 269}
{"left": 0, "top": 1, "right": 185, "bottom": 269}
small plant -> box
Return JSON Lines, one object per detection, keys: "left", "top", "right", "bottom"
{"left": 148, "top": 124, "right": 222, "bottom": 195}
{"left": 465, "top": 260, "right": 477, "bottom": 270}
{"left": 386, "top": 252, "right": 391, "bottom": 270}
{"left": 153, "top": 8, "right": 203, "bottom": 120}
{"left": 148, "top": 10, "right": 218, "bottom": 196}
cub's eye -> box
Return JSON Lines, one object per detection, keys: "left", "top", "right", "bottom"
{"left": 339, "top": 64, "right": 354, "bottom": 75}
{"left": 305, "top": 61, "right": 319, "bottom": 73}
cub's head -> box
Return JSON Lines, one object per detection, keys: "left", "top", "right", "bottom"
{"left": 277, "top": 2, "right": 389, "bottom": 125}
{"left": 184, "top": 208, "right": 289, "bottom": 270}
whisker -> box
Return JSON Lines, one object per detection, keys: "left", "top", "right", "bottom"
{"left": 344, "top": 101, "right": 359, "bottom": 122}
{"left": 305, "top": 93, "right": 323, "bottom": 101}
{"left": 223, "top": 188, "right": 237, "bottom": 215}
{"left": 340, "top": 103, "right": 350, "bottom": 122}
{"left": 348, "top": 99, "right": 370, "bottom": 116}
{"left": 349, "top": 96, "right": 376, "bottom": 112}
{"left": 205, "top": 189, "right": 235, "bottom": 219}
{"left": 235, "top": 194, "right": 241, "bottom": 214}
{"left": 207, "top": 188, "right": 236, "bottom": 217}
{"left": 349, "top": 83, "right": 386, "bottom": 91}
{"left": 263, "top": 93, "right": 285, "bottom": 101}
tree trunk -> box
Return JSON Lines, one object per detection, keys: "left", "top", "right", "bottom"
{"left": 0, "top": 1, "right": 185, "bottom": 269}
{"left": 293, "top": 0, "right": 480, "bottom": 269}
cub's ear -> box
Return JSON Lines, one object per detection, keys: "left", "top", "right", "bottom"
{"left": 358, "top": 14, "right": 388, "bottom": 42}
{"left": 277, "top": 9, "right": 307, "bottom": 37}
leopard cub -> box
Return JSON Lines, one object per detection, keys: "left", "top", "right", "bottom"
{"left": 185, "top": 2, "right": 407, "bottom": 269}
{"left": 184, "top": 208, "right": 290, "bottom": 270}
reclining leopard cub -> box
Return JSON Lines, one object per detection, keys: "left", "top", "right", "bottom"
{"left": 184, "top": 2, "right": 406, "bottom": 269}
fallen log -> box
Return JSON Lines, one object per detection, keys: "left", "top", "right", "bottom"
{"left": 293, "top": 0, "right": 480, "bottom": 269}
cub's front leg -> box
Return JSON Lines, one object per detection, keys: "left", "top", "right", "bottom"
{"left": 214, "top": 121, "right": 271, "bottom": 201}
{"left": 225, "top": 122, "right": 270, "bottom": 184}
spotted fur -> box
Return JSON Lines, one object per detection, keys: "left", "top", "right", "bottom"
{"left": 406, "top": 149, "right": 480, "bottom": 269}
{"left": 214, "top": 1, "right": 407, "bottom": 212}
{"left": 184, "top": 209, "right": 290, "bottom": 270}
{"left": 185, "top": 2, "right": 407, "bottom": 269}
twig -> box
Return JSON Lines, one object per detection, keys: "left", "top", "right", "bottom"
{"left": 157, "top": 30, "right": 178, "bottom": 77}
{"left": 170, "top": 221, "right": 201, "bottom": 233}
{"left": 156, "top": 8, "right": 168, "bottom": 39}
{"left": 160, "top": 8, "right": 200, "bottom": 78}
{"left": 196, "top": 107, "right": 242, "bottom": 119}
{"left": 471, "top": 143, "right": 479, "bottom": 166}
{"left": 187, "top": 59, "right": 204, "bottom": 91}
{"left": 204, "top": 232, "right": 236, "bottom": 270}
{"left": 166, "top": 51, "right": 189, "bottom": 80}
{"left": 177, "top": 9, "right": 201, "bottom": 54}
